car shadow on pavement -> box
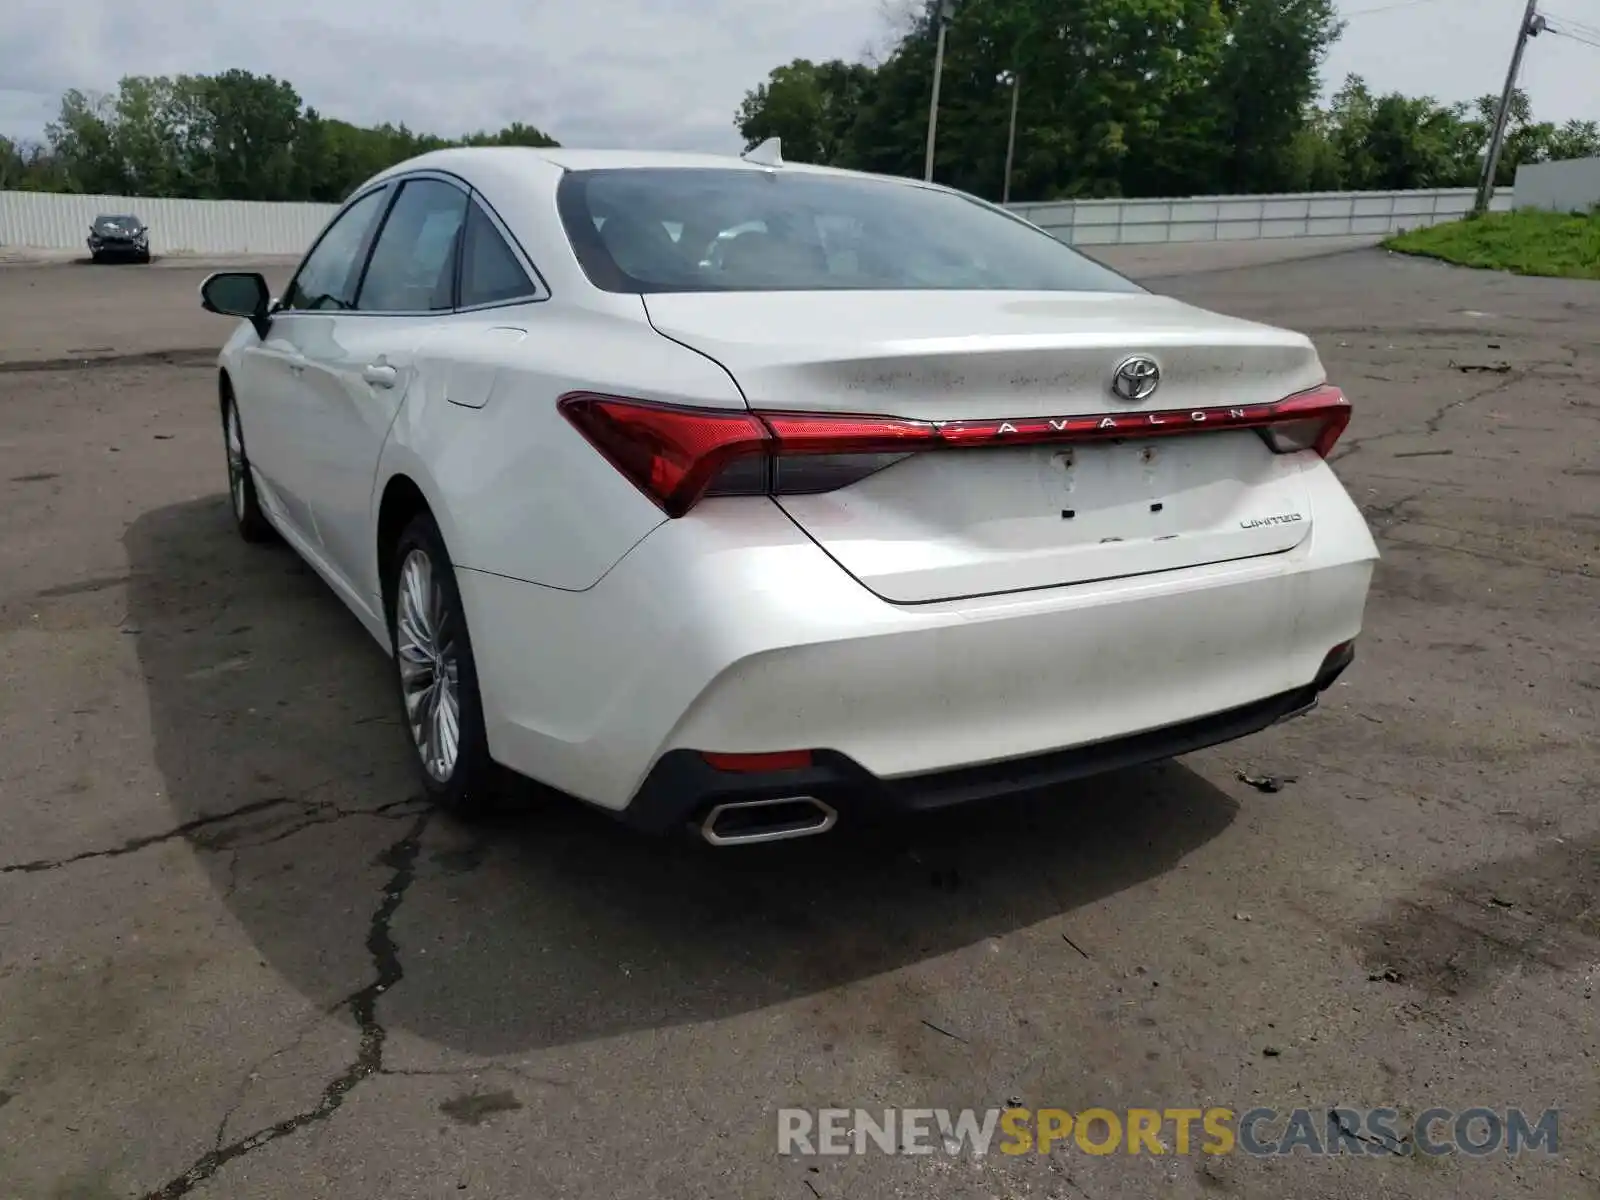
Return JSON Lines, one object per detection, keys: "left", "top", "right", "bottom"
{"left": 124, "top": 496, "right": 1241, "bottom": 1057}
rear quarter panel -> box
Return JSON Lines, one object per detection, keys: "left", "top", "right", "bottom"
{"left": 376, "top": 299, "right": 747, "bottom": 591}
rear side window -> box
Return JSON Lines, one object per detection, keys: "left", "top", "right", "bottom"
{"left": 555, "top": 168, "right": 1141, "bottom": 296}
{"left": 282, "top": 187, "right": 389, "bottom": 311}
{"left": 356, "top": 178, "right": 469, "bottom": 312}
{"left": 459, "top": 201, "right": 537, "bottom": 307}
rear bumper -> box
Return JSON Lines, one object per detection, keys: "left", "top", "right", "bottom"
{"left": 455, "top": 464, "right": 1377, "bottom": 816}
{"left": 623, "top": 641, "right": 1353, "bottom": 833}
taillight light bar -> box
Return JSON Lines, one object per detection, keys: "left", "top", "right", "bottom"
{"left": 558, "top": 384, "right": 1350, "bottom": 518}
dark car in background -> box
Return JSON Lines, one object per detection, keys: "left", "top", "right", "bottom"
{"left": 88, "top": 214, "right": 151, "bottom": 263}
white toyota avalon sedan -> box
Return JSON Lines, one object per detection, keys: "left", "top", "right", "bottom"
{"left": 199, "top": 145, "right": 1378, "bottom": 845}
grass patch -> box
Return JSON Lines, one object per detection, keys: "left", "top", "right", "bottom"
{"left": 1383, "top": 209, "right": 1600, "bottom": 280}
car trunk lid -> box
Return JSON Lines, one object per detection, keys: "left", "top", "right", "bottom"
{"left": 642, "top": 290, "right": 1332, "bottom": 603}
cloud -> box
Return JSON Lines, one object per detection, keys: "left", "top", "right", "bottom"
{"left": 1322, "top": 0, "right": 1599, "bottom": 125}
{"left": 0, "top": 0, "right": 893, "bottom": 149}
{"left": 4, "top": 0, "right": 1597, "bottom": 155}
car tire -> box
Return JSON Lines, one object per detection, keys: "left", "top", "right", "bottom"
{"left": 222, "top": 393, "right": 274, "bottom": 543}
{"left": 387, "top": 511, "right": 497, "bottom": 817}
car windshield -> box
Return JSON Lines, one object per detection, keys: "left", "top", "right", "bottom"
{"left": 95, "top": 215, "right": 140, "bottom": 228}
{"left": 555, "top": 168, "right": 1139, "bottom": 295}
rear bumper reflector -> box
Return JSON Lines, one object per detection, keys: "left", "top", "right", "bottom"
{"left": 700, "top": 749, "right": 815, "bottom": 773}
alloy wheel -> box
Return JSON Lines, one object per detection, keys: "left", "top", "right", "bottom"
{"left": 225, "top": 403, "right": 247, "bottom": 521}
{"left": 395, "top": 548, "right": 461, "bottom": 782}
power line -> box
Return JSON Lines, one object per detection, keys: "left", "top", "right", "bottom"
{"left": 1540, "top": 8, "right": 1600, "bottom": 40}
{"left": 1343, "top": 0, "right": 1452, "bottom": 19}
{"left": 1545, "top": 22, "right": 1600, "bottom": 50}
{"left": 1542, "top": 8, "right": 1600, "bottom": 37}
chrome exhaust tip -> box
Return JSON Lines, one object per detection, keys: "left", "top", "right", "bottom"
{"left": 699, "top": 796, "right": 838, "bottom": 846}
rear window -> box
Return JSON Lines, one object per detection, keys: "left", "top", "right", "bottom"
{"left": 555, "top": 168, "right": 1139, "bottom": 295}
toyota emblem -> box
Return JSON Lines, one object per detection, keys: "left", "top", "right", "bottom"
{"left": 1111, "top": 355, "right": 1161, "bottom": 402}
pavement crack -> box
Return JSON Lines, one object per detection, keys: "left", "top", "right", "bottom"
{"left": 1362, "top": 489, "right": 1426, "bottom": 524}
{"left": 1423, "top": 372, "right": 1518, "bottom": 435}
{"left": 0, "top": 791, "right": 422, "bottom": 876}
{"left": 141, "top": 810, "right": 434, "bottom": 1199}
{"left": 211, "top": 1004, "right": 342, "bottom": 1151}
{"left": 216, "top": 796, "right": 427, "bottom": 853}
{"left": 1329, "top": 1108, "right": 1404, "bottom": 1156}
{"left": 1330, "top": 370, "right": 1523, "bottom": 466}
{"left": 379, "top": 1065, "right": 570, "bottom": 1088}
{"left": 1374, "top": 532, "right": 1592, "bottom": 576}
{"left": 1060, "top": 932, "right": 1092, "bottom": 959}
{"left": 0, "top": 796, "right": 301, "bottom": 875}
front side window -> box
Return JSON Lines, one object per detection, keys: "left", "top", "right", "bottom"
{"left": 555, "top": 168, "right": 1141, "bottom": 295}
{"left": 356, "top": 179, "right": 469, "bottom": 313}
{"left": 282, "top": 187, "right": 390, "bottom": 311}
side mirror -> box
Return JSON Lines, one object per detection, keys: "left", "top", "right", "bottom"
{"left": 200, "top": 271, "right": 272, "bottom": 339}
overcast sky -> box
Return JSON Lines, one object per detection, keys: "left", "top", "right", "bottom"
{"left": 2, "top": 0, "right": 1597, "bottom": 153}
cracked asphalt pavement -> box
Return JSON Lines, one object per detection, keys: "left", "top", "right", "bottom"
{"left": 0, "top": 244, "right": 1596, "bottom": 1199}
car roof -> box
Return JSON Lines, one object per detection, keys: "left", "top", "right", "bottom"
{"left": 367, "top": 145, "right": 931, "bottom": 193}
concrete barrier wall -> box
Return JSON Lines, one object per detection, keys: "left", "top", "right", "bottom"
{"left": 1008, "top": 188, "right": 1515, "bottom": 246}
{"left": 2, "top": 185, "right": 1516, "bottom": 258}
{"left": 0, "top": 190, "right": 337, "bottom": 256}
{"left": 1513, "top": 157, "right": 1600, "bottom": 213}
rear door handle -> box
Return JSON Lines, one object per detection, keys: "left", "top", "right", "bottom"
{"left": 363, "top": 363, "right": 398, "bottom": 388}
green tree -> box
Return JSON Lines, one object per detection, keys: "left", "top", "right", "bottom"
{"left": 730, "top": 0, "right": 1592, "bottom": 201}
{"left": 740, "top": 0, "right": 1342, "bottom": 201}
{"left": 1282, "top": 109, "right": 1348, "bottom": 191}
{"left": 0, "top": 136, "right": 24, "bottom": 190}
{"left": 1210, "top": 0, "right": 1344, "bottom": 193}
{"left": 27, "top": 72, "right": 560, "bottom": 202}
{"left": 107, "top": 76, "right": 187, "bottom": 195}
{"left": 1300, "top": 80, "right": 1583, "bottom": 193}
{"left": 1479, "top": 92, "right": 1600, "bottom": 186}
{"left": 0, "top": 137, "right": 69, "bottom": 191}
{"left": 45, "top": 89, "right": 122, "bottom": 193}
{"left": 462, "top": 121, "right": 562, "bottom": 148}
{"left": 176, "top": 70, "right": 304, "bottom": 200}
{"left": 735, "top": 58, "right": 876, "bottom": 164}
{"left": 1546, "top": 119, "right": 1600, "bottom": 164}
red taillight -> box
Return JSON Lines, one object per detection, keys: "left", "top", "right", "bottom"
{"left": 1249, "top": 385, "right": 1351, "bottom": 459}
{"left": 558, "top": 394, "right": 767, "bottom": 517}
{"left": 559, "top": 385, "right": 1350, "bottom": 516}
{"left": 761, "top": 412, "right": 937, "bottom": 453}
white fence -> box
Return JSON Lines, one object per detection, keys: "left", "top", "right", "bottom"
{"left": 1513, "top": 156, "right": 1600, "bottom": 213}
{"left": 1009, "top": 188, "right": 1515, "bottom": 246}
{"left": 1, "top": 185, "right": 1516, "bottom": 258}
{"left": 0, "top": 190, "right": 336, "bottom": 256}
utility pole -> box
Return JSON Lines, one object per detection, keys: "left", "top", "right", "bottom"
{"left": 1474, "top": 0, "right": 1545, "bottom": 215}
{"left": 924, "top": 0, "right": 956, "bottom": 182}
{"left": 1001, "top": 70, "right": 1021, "bottom": 205}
